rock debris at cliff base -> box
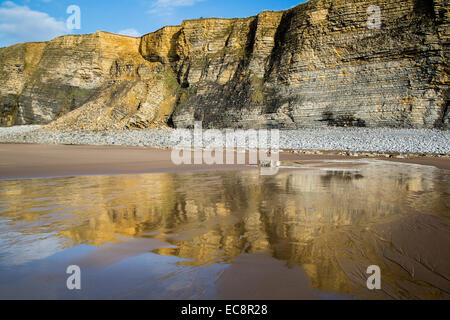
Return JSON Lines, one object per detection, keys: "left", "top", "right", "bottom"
{"left": 0, "top": 126, "right": 449, "bottom": 155}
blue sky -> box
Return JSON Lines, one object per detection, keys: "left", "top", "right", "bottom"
{"left": 0, "top": 0, "right": 306, "bottom": 47}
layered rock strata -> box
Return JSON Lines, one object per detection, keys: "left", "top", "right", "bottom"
{"left": 0, "top": 0, "right": 448, "bottom": 130}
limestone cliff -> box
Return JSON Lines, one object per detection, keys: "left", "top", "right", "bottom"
{"left": 0, "top": 32, "right": 179, "bottom": 131}
{"left": 0, "top": 0, "right": 448, "bottom": 130}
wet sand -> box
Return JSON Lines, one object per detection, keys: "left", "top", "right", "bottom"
{"left": 0, "top": 144, "right": 448, "bottom": 180}
{"left": 0, "top": 144, "right": 250, "bottom": 179}
{"left": 287, "top": 151, "right": 450, "bottom": 170}
{"left": 0, "top": 155, "right": 448, "bottom": 299}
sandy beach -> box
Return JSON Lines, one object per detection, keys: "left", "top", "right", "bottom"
{"left": 0, "top": 143, "right": 449, "bottom": 180}
{"left": 0, "top": 144, "right": 291, "bottom": 179}
{"left": 0, "top": 149, "right": 448, "bottom": 300}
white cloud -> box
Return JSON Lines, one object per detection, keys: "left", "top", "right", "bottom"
{"left": 118, "top": 28, "right": 141, "bottom": 37}
{"left": 148, "top": 0, "right": 206, "bottom": 15}
{"left": 0, "top": 1, "right": 69, "bottom": 47}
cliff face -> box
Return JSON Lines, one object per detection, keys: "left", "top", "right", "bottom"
{"left": 0, "top": 32, "right": 179, "bottom": 130}
{"left": 0, "top": 0, "right": 448, "bottom": 130}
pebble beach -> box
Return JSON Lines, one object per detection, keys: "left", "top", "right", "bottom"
{"left": 0, "top": 125, "right": 449, "bottom": 155}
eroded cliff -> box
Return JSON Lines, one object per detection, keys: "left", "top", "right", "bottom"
{"left": 0, "top": 31, "right": 181, "bottom": 131}
{"left": 0, "top": 0, "right": 448, "bottom": 130}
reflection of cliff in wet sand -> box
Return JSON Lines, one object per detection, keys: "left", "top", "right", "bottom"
{"left": 0, "top": 161, "right": 448, "bottom": 299}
